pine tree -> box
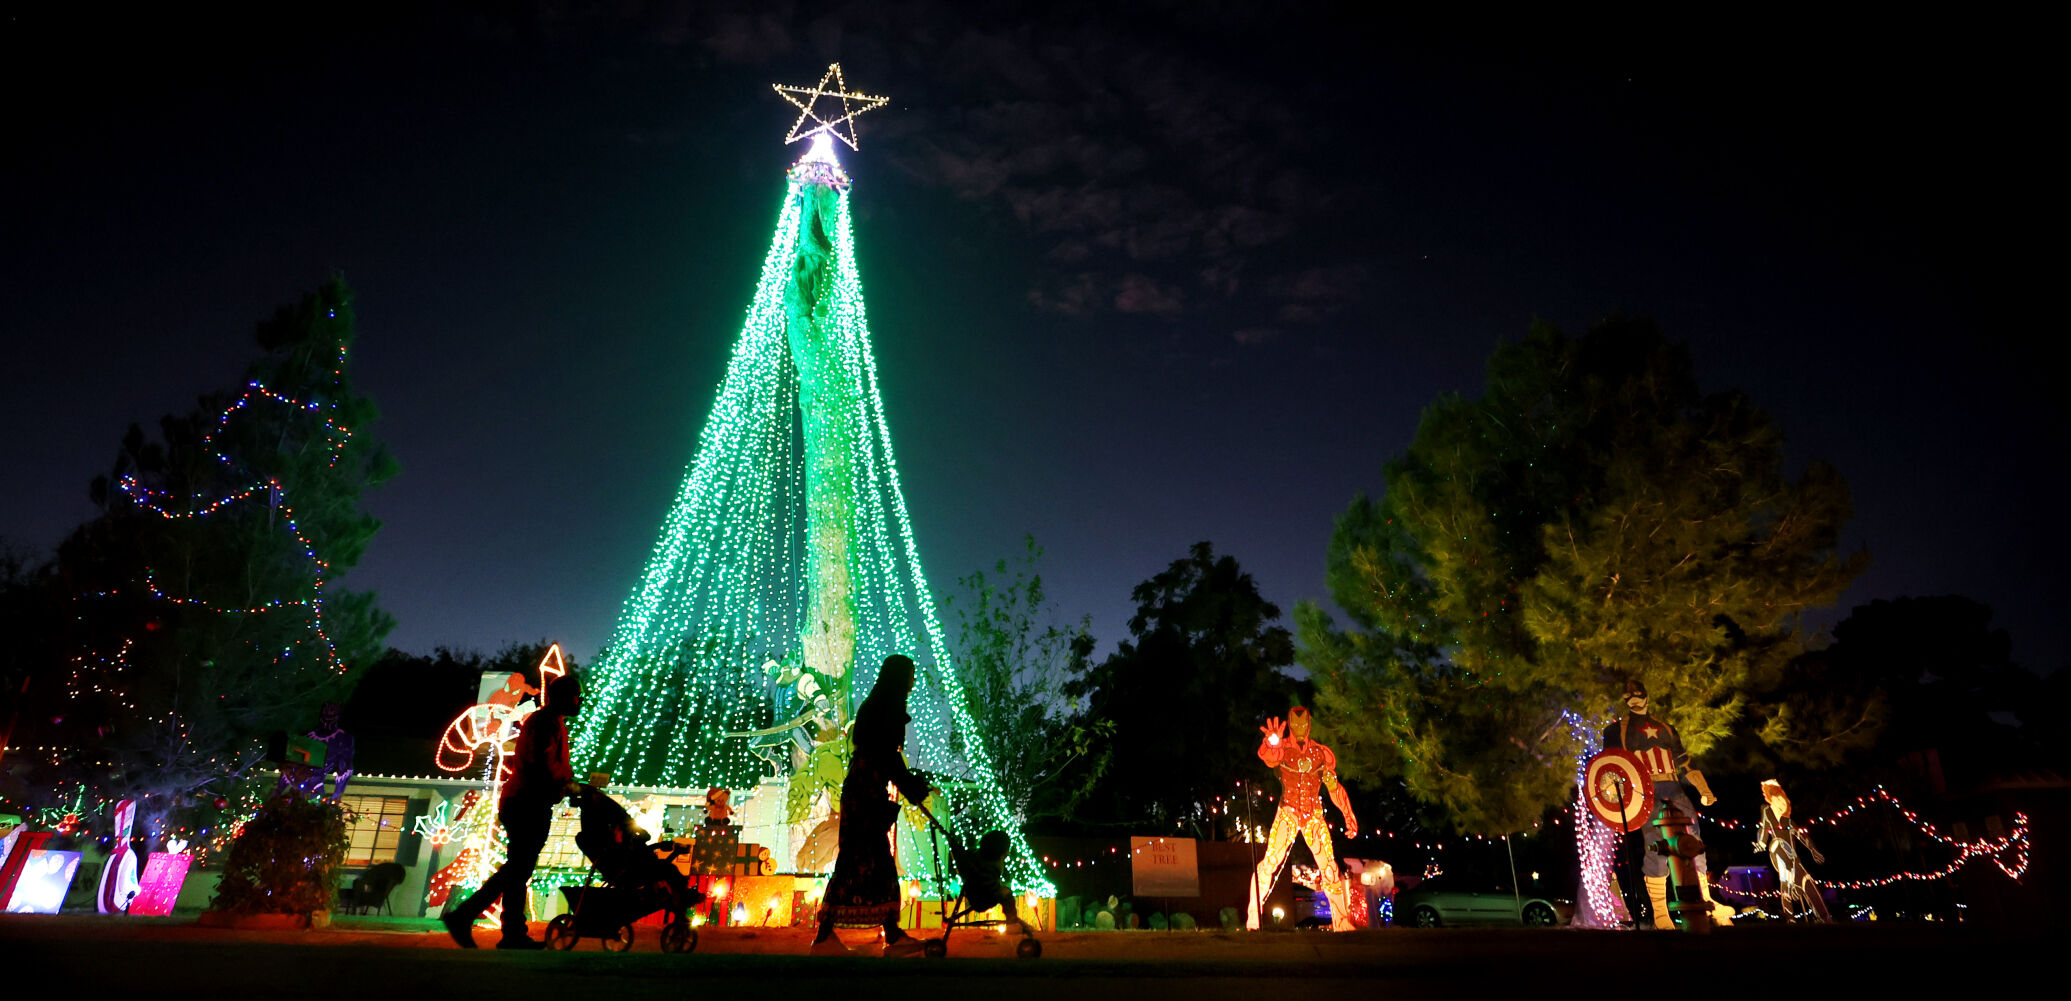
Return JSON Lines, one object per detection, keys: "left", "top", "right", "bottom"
{"left": 43, "top": 278, "right": 396, "bottom": 829}
{"left": 1299, "top": 317, "right": 1864, "bottom": 832}
{"left": 570, "top": 135, "right": 1051, "bottom": 895}
{"left": 1065, "top": 542, "right": 1306, "bottom": 837}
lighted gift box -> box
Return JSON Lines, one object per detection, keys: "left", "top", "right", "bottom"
{"left": 4, "top": 850, "right": 82, "bottom": 914}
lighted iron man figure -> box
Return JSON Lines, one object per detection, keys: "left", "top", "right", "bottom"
{"left": 1247, "top": 706, "right": 1359, "bottom": 931}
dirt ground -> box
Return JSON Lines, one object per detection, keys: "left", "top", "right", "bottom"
{"left": 1, "top": 913, "right": 2045, "bottom": 998}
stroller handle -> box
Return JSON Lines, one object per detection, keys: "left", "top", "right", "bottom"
{"left": 910, "top": 801, "right": 955, "bottom": 840}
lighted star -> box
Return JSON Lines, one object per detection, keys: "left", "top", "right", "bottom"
{"left": 1641, "top": 724, "right": 1660, "bottom": 738}
{"left": 772, "top": 63, "right": 889, "bottom": 150}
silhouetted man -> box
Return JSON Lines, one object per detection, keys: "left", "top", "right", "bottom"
{"left": 443, "top": 672, "right": 582, "bottom": 949}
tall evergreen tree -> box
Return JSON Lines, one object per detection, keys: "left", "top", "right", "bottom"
{"left": 39, "top": 278, "right": 396, "bottom": 828}
{"left": 1065, "top": 542, "right": 1305, "bottom": 837}
{"left": 1722, "top": 596, "right": 2049, "bottom": 789}
{"left": 0, "top": 540, "right": 61, "bottom": 759}
{"left": 567, "top": 131, "right": 1051, "bottom": 894}
{"left": 1299, "top": 317, "right": 1864, "bottom": 832}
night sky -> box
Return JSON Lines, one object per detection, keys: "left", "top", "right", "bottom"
{"left": 5, "top": 5, "right": 2061, "bottom": 674}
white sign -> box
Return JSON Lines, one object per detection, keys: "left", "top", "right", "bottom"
{"left": 1130, "top": 836, "right": 1200, "bottom": 897}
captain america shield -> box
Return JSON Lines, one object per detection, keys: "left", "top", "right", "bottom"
{"left": 1584, "top": 749, "right": 1656, "bottom": 833}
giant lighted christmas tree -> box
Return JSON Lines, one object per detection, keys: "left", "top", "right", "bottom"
{"left": 572, "top": 65, "right": 1053, "bottom": 897}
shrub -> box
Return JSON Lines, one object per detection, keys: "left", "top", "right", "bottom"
{"left": 208, "top": 792, "right": 348, "bottom": 915}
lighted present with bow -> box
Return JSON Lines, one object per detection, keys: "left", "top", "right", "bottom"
{"left": 673, "top": 827, "right": 774, "bottom": 877}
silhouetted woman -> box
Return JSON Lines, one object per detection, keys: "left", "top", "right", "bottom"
{"left": 812, "top": 654, "right": 930, "bottom": 956}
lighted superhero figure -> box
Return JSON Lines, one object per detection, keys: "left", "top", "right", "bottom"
{"left": 1754, "top": 779, "right": 1832, "bottom": 922}
{"left": 308, "top": 701, "right": 357, "bottom": 801}
{"left": 1602, "top": 680, "right": 1733, "bottom": 928}
{"left": 274, "top": 701, "right": 356, "bottom": 800}
{"left": 1247, "top": 707, "right": 1360, "bottom": 931}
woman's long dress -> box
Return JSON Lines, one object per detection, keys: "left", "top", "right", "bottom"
{"left": 821, "top": 700, "right": 926, "bottom": 927}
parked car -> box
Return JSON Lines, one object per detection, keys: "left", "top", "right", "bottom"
{"left": 1393, "top": 875, "right": 1574, "bottom": 927}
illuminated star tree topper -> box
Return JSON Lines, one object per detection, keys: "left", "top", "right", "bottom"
{"left": 772, "top": 62, "right": 889, "bottom": 150}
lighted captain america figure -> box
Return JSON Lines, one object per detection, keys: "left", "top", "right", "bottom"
{"left": 1602, "top": 679, "right": 1733, "bottom": 929}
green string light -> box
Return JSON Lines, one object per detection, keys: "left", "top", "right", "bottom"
{"left": 572, "top": 150, "right": 1054, "bottom": 898}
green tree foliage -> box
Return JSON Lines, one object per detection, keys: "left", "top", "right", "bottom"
{"left": 1722, "top": 596, "right": 2063, "bottom": 794}
{"left": 943, "top": 536, "right": 1104, "bottom": 824}
{"left": 37, "top": 278, "right": 397, "bottom": 828}
{"left": 1300, "top": 317, "right": 1864, "bottom": 832}
{"left": 1065, "top": 542, "right": 1305, "bottom": 837}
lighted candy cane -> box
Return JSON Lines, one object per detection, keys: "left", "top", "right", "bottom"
{"left": 97, "top": 798, "right": 140, "bottom": 914}
{"left": 437, "top": 703, "right": 528, "bottom": 777}
{"left": 435, "top": 644, "right": 571, "bottom": 780}
{"left": 429, "top": 645, "right": 570, "bottom": 923}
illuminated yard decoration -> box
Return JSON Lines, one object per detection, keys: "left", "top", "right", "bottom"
{"left": 1583, "top": 750, "right": 1654, "bottom": 833}
{"left": 4, "top": 850, "right": 81, "bottom": 914}
{"left": 429, "top": 645, "right": 569, "bottom": 921}
{"left": 1710, "top": 785, "right": 2032, "bottom": 894}
{"left": 128, "top": 851, "right": 193, "bottom": 916}
{"left": 572, "top": 71, "right": 1053, "bottom": 898}
{"left": 96, "top": 798, "right": 140, "bottom": 913}
{"left": 413, "top": 799, "right": 472, "bottom": 849}
{"left": 1563, "top": 711, "right": 1630, "bottom": 929}
{"left": 772, "top": 62, "right": 889, "bottom": 150}
{"left": 1246, "top": 708, "right": 1358, "bottom": 931}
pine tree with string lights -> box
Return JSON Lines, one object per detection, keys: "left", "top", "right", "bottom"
{"left": 39, "top": 277, "right": 396, "bottom": 842}
{"left": 571, "top": 65, "right": 1053, "bottom": 897}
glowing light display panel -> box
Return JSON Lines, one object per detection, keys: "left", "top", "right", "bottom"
{"left": 130, "top": 853, "right": 195, "bottom": 916}
{"left": 5, "top": 850, "right": 82, "bottom": 914}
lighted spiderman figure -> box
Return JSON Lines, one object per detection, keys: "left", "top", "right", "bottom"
{"left": 1247, "top": 706, "right": 1359, "bottom": 931}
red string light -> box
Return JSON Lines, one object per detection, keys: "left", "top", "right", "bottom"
{"left": 1711, "top": 785, "right": 2031, "bottom": 892}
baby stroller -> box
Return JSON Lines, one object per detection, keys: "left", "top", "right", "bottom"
{"left": 543, "top": 786, "right": 706, "bottom": 952}
{"left": 916, "top": 806, "right": 1041, "bottom": 959}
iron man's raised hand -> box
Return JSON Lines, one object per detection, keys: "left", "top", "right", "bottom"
{"left": 1259, "top": 717, "right": 1287, "bottom": 746}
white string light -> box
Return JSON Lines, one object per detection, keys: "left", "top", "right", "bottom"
{"left": 771, "top": 63, "right": 889, "bottom": 150}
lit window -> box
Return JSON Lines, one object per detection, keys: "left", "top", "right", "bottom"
{"left": 341, "top": 795, "right": 411, "bottom": 867}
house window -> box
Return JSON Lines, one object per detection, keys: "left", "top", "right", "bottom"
{"left": 536, "top": 805, "right": 587, "bottom": 871}
{"left": 342, "top": 795, "right": 412, "bottom": 867}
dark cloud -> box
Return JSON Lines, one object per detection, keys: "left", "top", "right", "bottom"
{"left": 1025, "top": 271, "right": 1101, "bottom": 316}
{"left": 1113, "top": 274, "right": 1185, "bottom": 318}
{"left": 622, "top": 0, "right": 1374, "bottom": 343}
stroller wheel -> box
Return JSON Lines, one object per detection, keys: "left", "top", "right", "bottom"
{"left": 602, "top": 924, "right": 634, "bottom": 953}
{"left": 662, "top": 919, "right": 698, "bottom": 954}
{"left": 1016, "top": 938, "right": 1042, "bottom": 959}
{"left": 545, "top": 915, "right": 579, "bottom": 951}
{"left": 922, "top": 938, "right": 947, "bottom": 958}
